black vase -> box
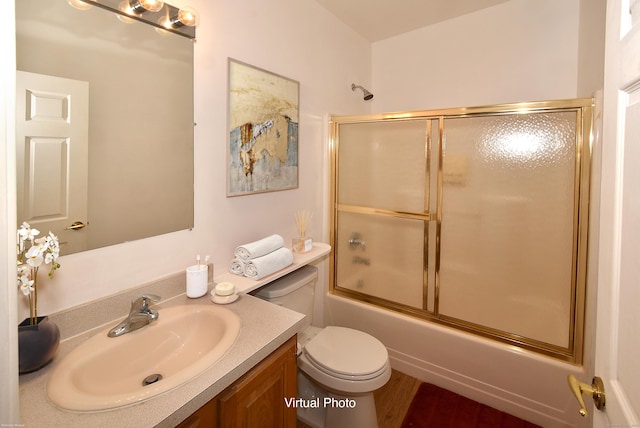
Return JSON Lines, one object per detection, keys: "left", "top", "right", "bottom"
{"left": 18, "top": 316, "right": 60, "bottom": 374}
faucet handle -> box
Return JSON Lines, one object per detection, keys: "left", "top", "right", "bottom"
{"left": 140, "top": 294, "right": 161, "bottom": 303}
{"left": 130, "top": 294, "right": 161, "bottom": 311}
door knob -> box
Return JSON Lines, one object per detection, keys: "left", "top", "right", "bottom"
{"left": 64, "top": 221, "right": 86, "bottom": 231}
{"left": 567, "top": 374, "right": 606, "bottom": 416}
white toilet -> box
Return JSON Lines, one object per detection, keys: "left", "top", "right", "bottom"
{"left": 253, "top": 265, "right": 391, "bottom": 428}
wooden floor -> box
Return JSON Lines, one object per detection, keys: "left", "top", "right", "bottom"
{"left": 297, "top": 369, "right": 421, "bottom": 428}
{"left": 374, "top": 369, "right": 422, "bottom": 428}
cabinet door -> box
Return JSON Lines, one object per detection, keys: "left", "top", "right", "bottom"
{"left": 176, "top": 397, "right": 218, "bottom": 428}
{"left": 218, "top": 336, "right": 297, "bottom": 428}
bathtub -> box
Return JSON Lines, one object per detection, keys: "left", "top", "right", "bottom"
{"left": 326, "top": 293, "right": 589, "bottom": 428}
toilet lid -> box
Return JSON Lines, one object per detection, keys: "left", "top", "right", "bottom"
{"left": 303, "top": 326, "right": 388, "bottom": 377}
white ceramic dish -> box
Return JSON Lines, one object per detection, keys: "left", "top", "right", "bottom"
{"left": 210, "top": 292, "right": 239, "bottom": 305}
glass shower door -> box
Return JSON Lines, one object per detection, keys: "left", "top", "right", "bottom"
{"left": 330, "top": 99, "right": 592, "bottom": 362}
{"left": 334, "top": 119, "right": 434, "bottom": 311}
{"left": 438, "top": 111, "right": 580, "bottom": 349}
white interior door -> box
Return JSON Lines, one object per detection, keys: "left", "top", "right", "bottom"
{"left": 16, "top": 71, "right": 89, "bottom": 254}
{"left": 592, "top": 0, "right": 640, "bottom": 426}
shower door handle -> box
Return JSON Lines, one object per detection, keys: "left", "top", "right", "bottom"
{"left": 567, "top": 374, "right": 606, "bottom": 417}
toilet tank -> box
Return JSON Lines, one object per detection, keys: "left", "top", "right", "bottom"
{"left": 253, "top": 265, "right": 318, "bottom": 328}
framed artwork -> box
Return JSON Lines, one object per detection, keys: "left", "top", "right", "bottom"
{"left": 227, "top": 59, "right": 300, "bottom": 196}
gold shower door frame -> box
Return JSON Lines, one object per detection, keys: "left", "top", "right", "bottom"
{"left": 329, "top": 98, "right": 593, "bottom": 363}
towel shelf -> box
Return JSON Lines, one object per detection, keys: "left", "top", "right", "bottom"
{"left": 215, "top": 242, "right": 331, "bottom": 294}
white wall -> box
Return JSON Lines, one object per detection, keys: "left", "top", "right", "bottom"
{"left": 370, "top": 0, "right": 581, "bottom": 112}
{"left": 577, "top": 0, "right": 606, "bottom": 97}
{"left": 15, "top": 0, "right": 372, "bottom": 319}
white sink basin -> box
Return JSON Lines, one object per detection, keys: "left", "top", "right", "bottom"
{"left": 46, "top": 304, "right": 241, "bottom": 412}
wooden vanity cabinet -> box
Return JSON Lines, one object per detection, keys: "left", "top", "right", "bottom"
{"left": 175, "top": 400, "right": 217, "bottom": 428}
{"left": 177, "top": 335, "right": 297, "bottom": 428}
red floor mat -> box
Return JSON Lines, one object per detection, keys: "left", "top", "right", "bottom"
{"left": 401, "top": 383, "right": 542, "bottom": 428}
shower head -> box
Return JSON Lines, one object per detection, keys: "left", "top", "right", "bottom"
{"left": 351, "top": 83, "right": 374, "bottom": 101}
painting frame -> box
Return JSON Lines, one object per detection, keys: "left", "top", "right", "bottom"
{"left": 227, "top": 58, "right": 300, "bottom": 197}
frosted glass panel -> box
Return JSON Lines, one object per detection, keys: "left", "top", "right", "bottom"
{"left": 338, "top": 120, "right": 428, "bottom": 213}
{"left": 438, "top": 112, "right": 577, "bottom": 347}
{"left": 331, "top": 101, "right": 592, "bottom": 361}
{"left": 336, "top": 212, "right": 425, "bottom": 309}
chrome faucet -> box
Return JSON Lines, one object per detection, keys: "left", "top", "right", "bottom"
{"left": 348, "top": 232, "right": 366, "bottom": 250}
{"left": 108, "top": 294, "right": 160, "bottom": 338}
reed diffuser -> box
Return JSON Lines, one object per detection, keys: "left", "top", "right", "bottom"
{"left": 293, "top": 210, "right": 313, "bottom": 253}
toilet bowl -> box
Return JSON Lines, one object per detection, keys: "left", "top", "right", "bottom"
{"left": 253, "top": 266, "right": 391, "bottom": 428}
{"left": 299, "top": 326, "right": 391, "bottom": 392}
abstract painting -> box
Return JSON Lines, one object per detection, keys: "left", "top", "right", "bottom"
{"left": 227, "top": 59, "right": 299, "bottom": 196}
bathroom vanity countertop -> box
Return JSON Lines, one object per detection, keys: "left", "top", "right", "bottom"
{"left": 19, "top": 292, "right": 305, "bottom": 427}
{"left": 215, "top": 242, "right": 331, "bottom": 294}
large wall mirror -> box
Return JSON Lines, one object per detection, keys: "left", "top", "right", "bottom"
{"left": 16, "top": 0, "right": 195, "bottom": 256}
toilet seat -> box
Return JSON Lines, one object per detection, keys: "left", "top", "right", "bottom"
{"left": 303, "top": 326, "right": 389, "bottom": 381}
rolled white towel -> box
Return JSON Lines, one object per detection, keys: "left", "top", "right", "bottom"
{"left": 234, "top": 234, "right": 285, "bottom": 260}
{"left": 244, "top": 247, "right": 294, "bottom": 280}
{"left": 228, "top": 258, "right": 246, "bottom": 276}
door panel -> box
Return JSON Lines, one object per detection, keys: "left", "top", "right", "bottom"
{"left": 16, "top": 71, "right": 89, "bottom": 254}
{"left": 593, "top": 0, "right": 640, "bottom": 425}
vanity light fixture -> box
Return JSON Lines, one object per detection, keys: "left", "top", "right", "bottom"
{"left": 158, "top": 6, "right": 199, "bottom": 31}
{"left": 128, "top": 0, "right": 164, "bottom": 14}
{"left": 69, "top": 0, "right": 197, "bottom": 39}
{"left": 167, "top": 7, "right": 199, "bottom": 28}
{"left": 118, "top": 0, "right": 163, "bottom": 23}
{"left": 117, "top": 0, "right": 137, "bottom": 23}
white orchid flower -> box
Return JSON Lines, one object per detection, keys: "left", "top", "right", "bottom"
{"left": 19, "top": 275, "right": 34, "bottom": 296}
{"left": 16, "top": 222, "right": 61, "bottom": 324}
{"left": 45, "top": 233, "right": 60, "bottom": 258}
{"left": 17, "top": 263, "right": 29, "bottom": 276}
{"left": 25, "top": 245, "right": 44, "bottom": 268}
{"left": 18, "top": 222, "right": 39, "bottom": 241}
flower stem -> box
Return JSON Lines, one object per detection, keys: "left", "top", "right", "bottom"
{"left": 31, "top": 267, "right": 38, "bottom": 325}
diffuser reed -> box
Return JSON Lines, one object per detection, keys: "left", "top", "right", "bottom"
{"left": 295, "top": 210, "right": 312, "bottom": 238}
{"left": 293, "top": 210, "right": 313, "bottom": 252}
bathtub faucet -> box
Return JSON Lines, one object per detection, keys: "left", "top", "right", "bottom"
{"left": 348, "top": 233, "right": 366, "bottom": 250}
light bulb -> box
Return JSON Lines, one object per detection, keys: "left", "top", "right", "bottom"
{"left": 177, "top": 7, "right": 198, "bottom": 26}
{"left": 164, "top": 7, "right": 199, "bottom": 28}
{"left": 67, "top": 0, "right": 92, "bottom": 10}
{"left": 117, "top": 0, "right": 136, "bottom": 22}
{"left": 129, "top": 0, "right": 164, "bottom": 14}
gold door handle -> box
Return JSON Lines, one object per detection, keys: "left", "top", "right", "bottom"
{"left": 567, "top": 374, "right": 606, "bottom": 416}
{"left": 64, "top": 221, "right": 86, "bottom": 231}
